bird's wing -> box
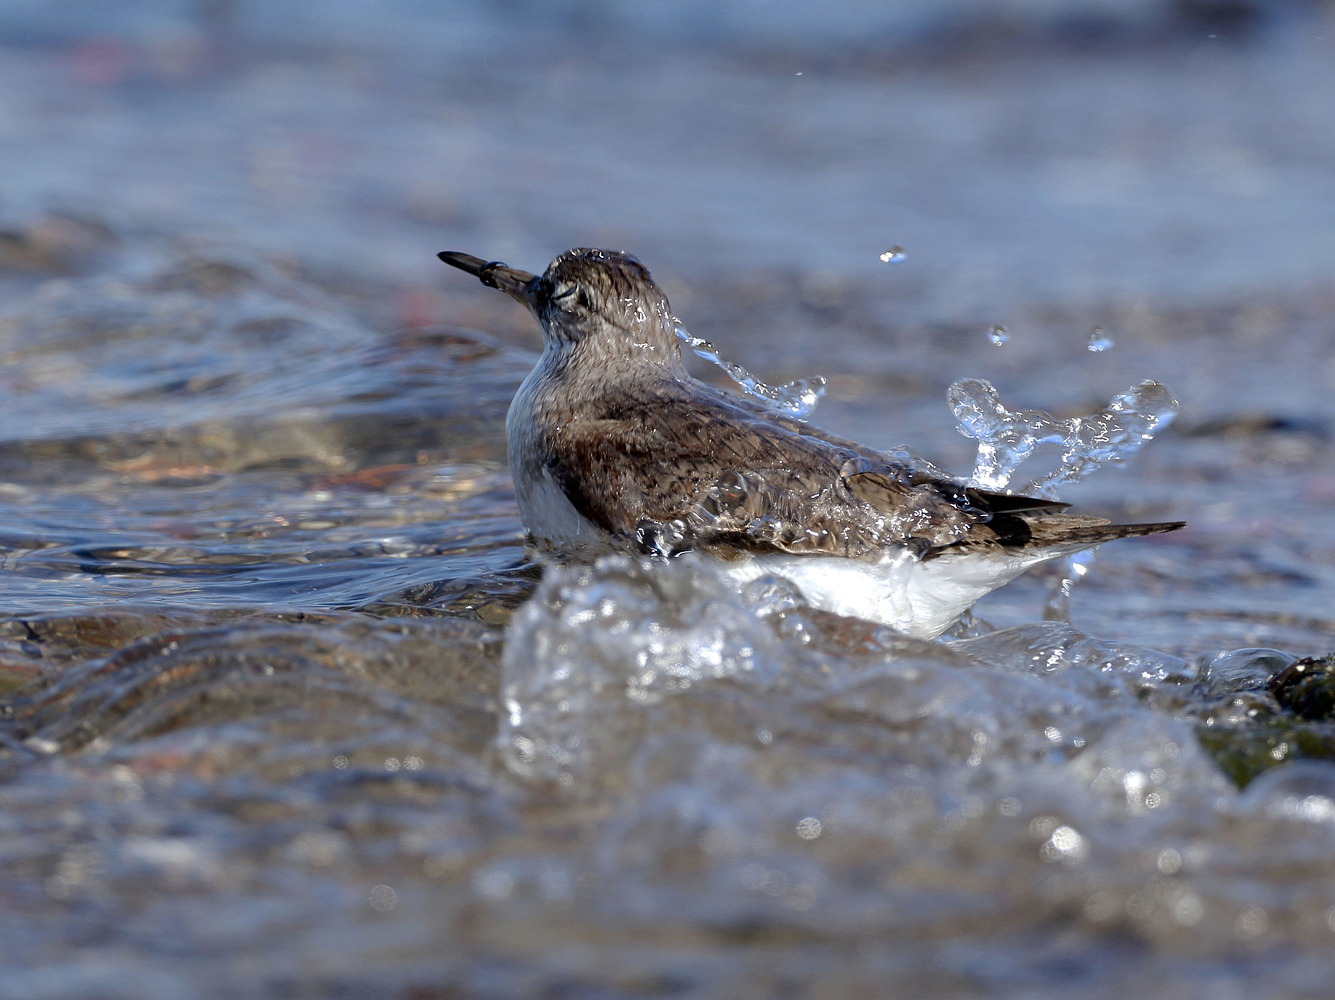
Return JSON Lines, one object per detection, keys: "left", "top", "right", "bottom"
{"left": 543, "top": 398, "right": 836, "bottom": 552}
{"left": 541, "top": 382, "right": 1033, "bottom": 558}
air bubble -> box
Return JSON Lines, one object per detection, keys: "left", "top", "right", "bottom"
{"left": 987, "top": 325, "right": 1010, "bottom": 346}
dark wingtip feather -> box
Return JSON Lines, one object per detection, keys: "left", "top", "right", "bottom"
{"left": 969, "top": 488, "right": 1070, "bottom": 515}
{"left": 1114, "top": 520, "right": 1187, "bottom": 537}
{"left": 925, "top": 516, "right": 1185, "bottom": 560}
{"left": 1025, "top": 518, "right": 1186, "bottom": 549}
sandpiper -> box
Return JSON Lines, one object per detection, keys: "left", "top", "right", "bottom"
{"left": 439, "top": 247, "right": 1183, "bottom": 639}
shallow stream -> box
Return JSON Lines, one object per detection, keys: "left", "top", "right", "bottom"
{"left": 3, "top": 3, "right": 1335, "bottom": 996}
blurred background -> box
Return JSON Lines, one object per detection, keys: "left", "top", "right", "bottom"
{"left": 3, "top": 0, "right": 1334, "bottom": 428}
{"left": 4, "top": 0, "right": 1334, "bottom": 323}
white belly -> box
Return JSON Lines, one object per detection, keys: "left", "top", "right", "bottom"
{"left": 723, "top": 547, "right": 1058, "bottom": 639}
{"left": 511, "top": 464, "right": 615, "bottom": 559}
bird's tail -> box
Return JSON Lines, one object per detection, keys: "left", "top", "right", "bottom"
{"left": 1021, "top": 514, "right": 1185, "bottom": 551}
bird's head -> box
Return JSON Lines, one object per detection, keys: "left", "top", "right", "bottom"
{"left": 438, "top": 248, "right": 683, "bottom": 367}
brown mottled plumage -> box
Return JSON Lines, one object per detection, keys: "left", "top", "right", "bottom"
{"left": 438, "top": 247, "right": 1183, "bottom": 636}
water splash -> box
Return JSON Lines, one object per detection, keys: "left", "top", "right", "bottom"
{"left": 987, "top": 324, "right": 1010, "bottom": 346}
{"left": 675, "top": 322, "right": 825, "bottom": 419}
{"left": 879, "top": 246, "right": 906, "bottom": 263}
{"left": 947, "top": 378, "right": 1178, "bottom": 498}
{"left": 1041, "top": 550, "right": 1096, "bottom": 624}
{"left": 1087, "top": 327, "right": 1114, "bottom": 352}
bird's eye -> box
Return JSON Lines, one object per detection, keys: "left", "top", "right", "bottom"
{"left": 551, "top": 283, "right": 577, "bottom": 303}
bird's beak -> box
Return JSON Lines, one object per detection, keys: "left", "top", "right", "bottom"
{"left": 437, "top": 251, "right": 538, "bottom": 308}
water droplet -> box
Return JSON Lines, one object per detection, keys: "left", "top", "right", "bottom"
{"left": 879, "top": 246, "right": 905, "bottom": 263}
{"left": 1235, "top": 906, "right": 1268, "bottom": 939}
{"left": 987, "top": 324, "right": 1009, "bottom": 346}
{"left": 674, "top": 321, "right": 824, "bottom": 419}
{"left": 1087, "top": 327, "right": 1114, "bottom": 352}
{"left": 795, "top": 817, "right": 823, "bottom": 840}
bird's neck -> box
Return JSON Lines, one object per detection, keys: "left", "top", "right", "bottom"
{"left": 540, "top": 332, "right": 686, "bottom": 381}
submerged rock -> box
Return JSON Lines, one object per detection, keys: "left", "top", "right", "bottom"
{"left": 1269, "top": 654, "right": 1335, "bottom": 721}
{"left": 1191, "top": 652, "right": 1335, "bottom": 788}
{"left": 1197, "top": 718, "right": 1335, "bottom": 789}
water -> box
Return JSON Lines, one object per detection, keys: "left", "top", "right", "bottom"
{"left": 948, "top": 377, "right": 1179, "bottom": 497}
{"left": 3, "top": 224, "right": 1334, "bottom": 1000}
{"left": 3, "top": 4, "right": 1335, "bottom": 997}
{"left": 1088, "top": 327, "right": 1115, "bottom": 352}
{"left": 491, "top": 556, "right": 1335, "bottom": 992}
{"left": 675, "top": 321, "right": 826, "bottom": 419}
{"left": 987, "top": 324, "right": 1010, "bottom": 346}
{"left": 879, "top": 246, "right": 906, "bottom": 264}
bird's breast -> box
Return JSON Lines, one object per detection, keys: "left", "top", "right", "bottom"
{"left": 506, "top": 362, "right": 614, "bottom": 558}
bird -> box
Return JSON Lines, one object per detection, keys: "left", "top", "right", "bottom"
{"left": 438, "top": 247, "right": 1184, "bottom": 639}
